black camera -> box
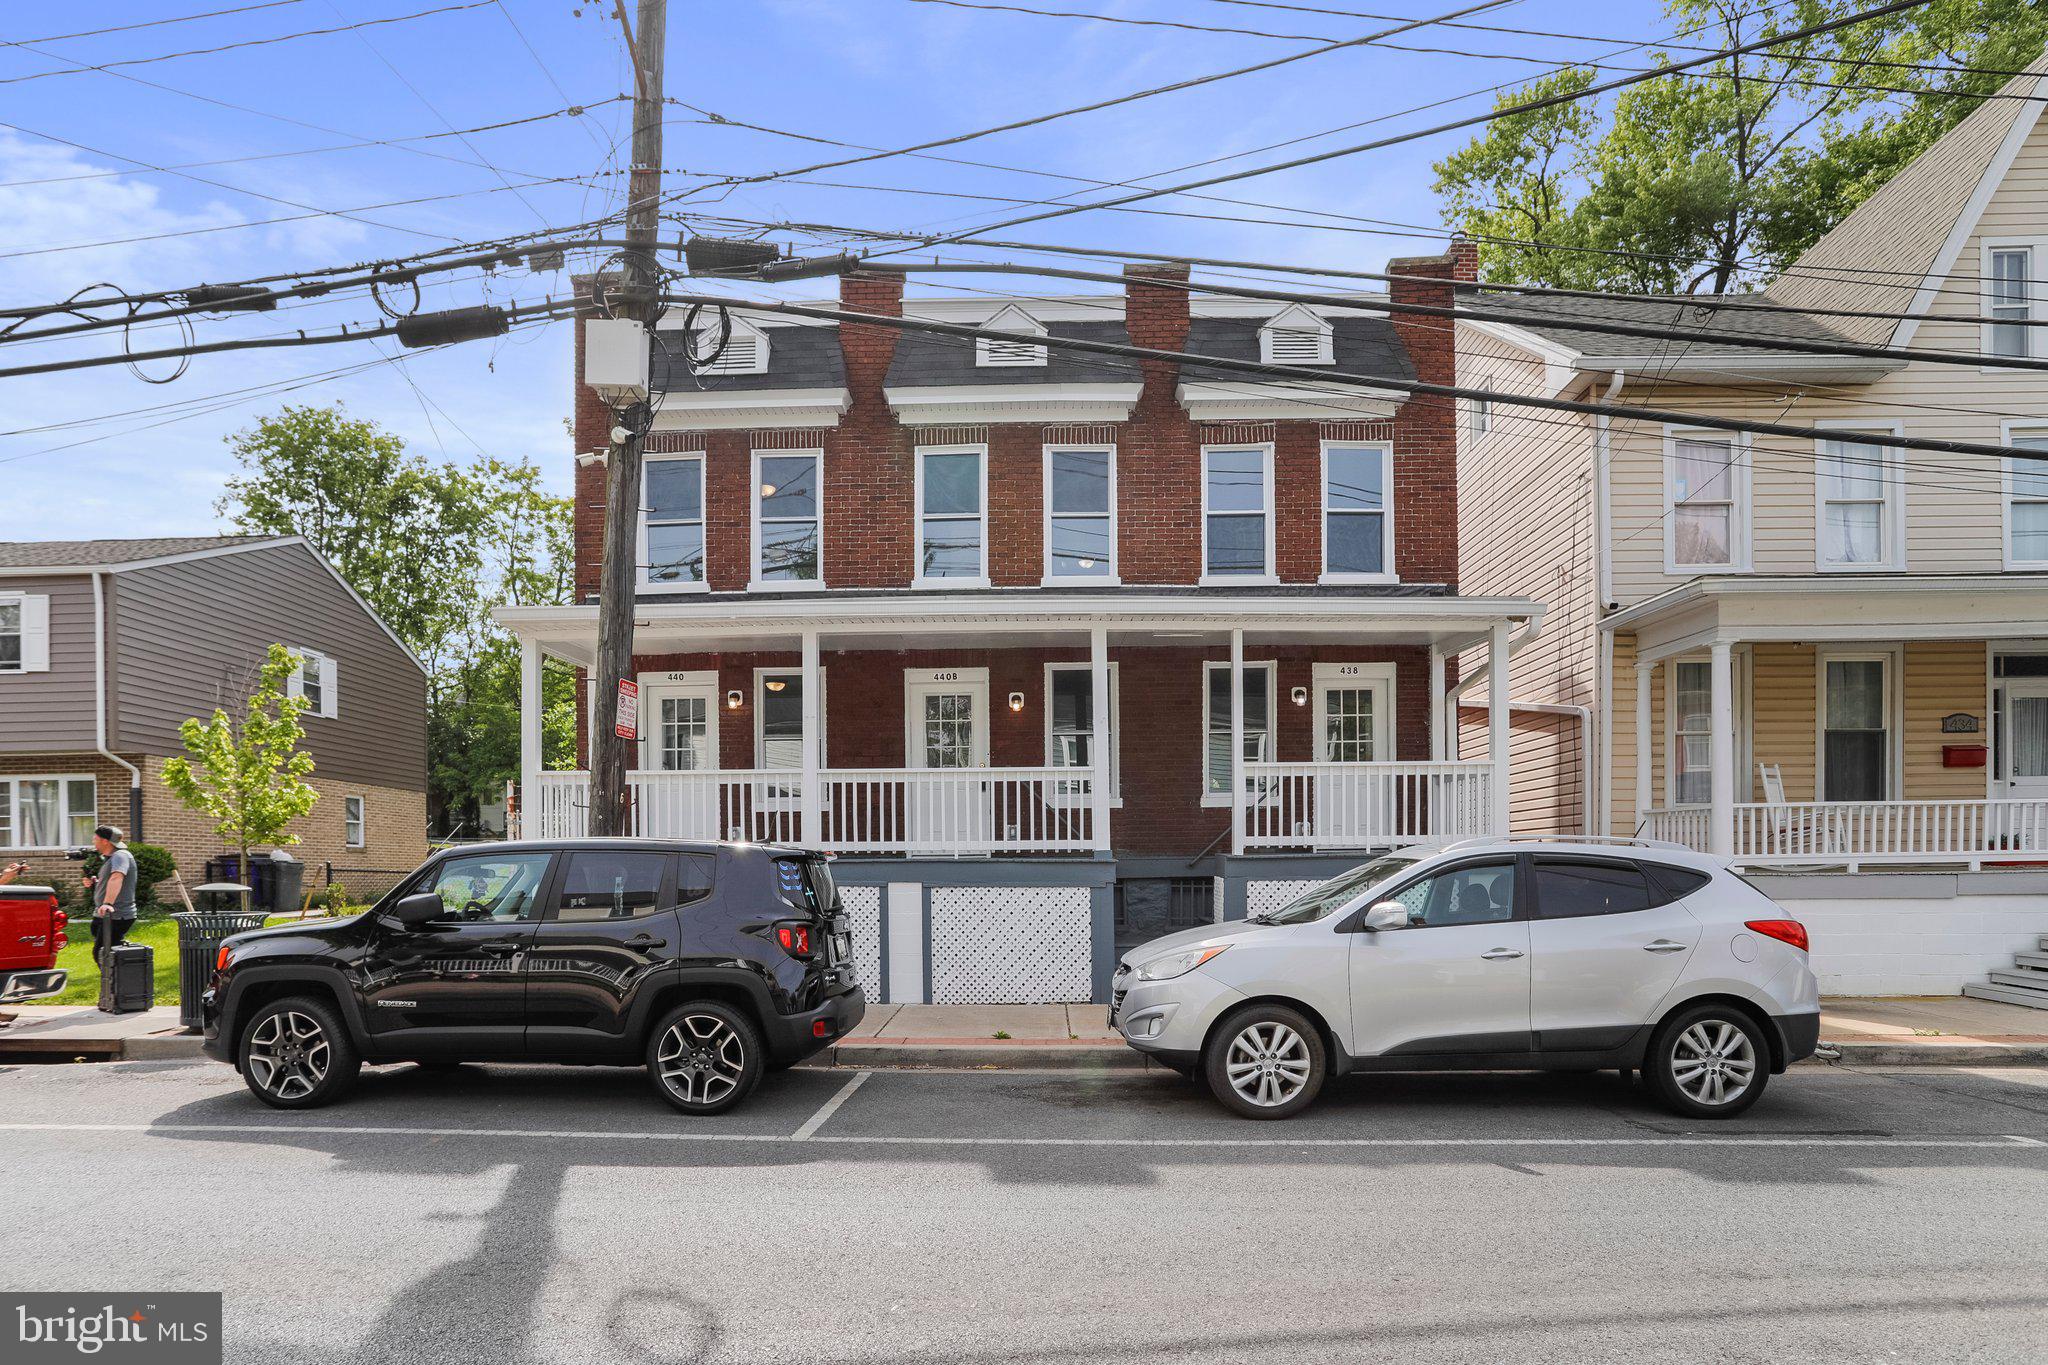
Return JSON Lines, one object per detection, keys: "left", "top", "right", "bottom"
{"left": 63, "top": 848, "right": 91, "bottom": 861}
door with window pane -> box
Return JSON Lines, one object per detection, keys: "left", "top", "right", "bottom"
{"left": 905, "top": 671, "right": 990, "bottom": 851}
{"left": 2003, "top": 681, "right": 2048, "bottom": 813}
{"left": 641, "top": 679, "right": 718, "bottom": 838}
{"left": 1672, "top": 661, "right": 1712, "bottom": 807}
{"left": 1823, "top": 658, "right": 1888, "bottom": 802}
{"left": 1313, "top": 665, "right": 1394, "bottom": 844}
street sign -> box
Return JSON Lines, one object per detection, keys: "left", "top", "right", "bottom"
{"left": 615, "top": 679, "right": 639, "bottom": 740}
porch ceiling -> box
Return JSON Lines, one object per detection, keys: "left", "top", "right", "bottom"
{"left": 1611, "top": 574, "right": 2048, "bottom": 663}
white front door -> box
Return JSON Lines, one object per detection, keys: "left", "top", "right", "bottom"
{"left": 2004, "top": 681, "right": 2048, "bottom": 811}
{"left": 905, "top": 668, "right": 990, "bottom": 852}
{"left": 1312, "top": 663, "right": 1396, "bottom": 845}
{"left": 639, "top": 672, "right": 719, "bottom": 838}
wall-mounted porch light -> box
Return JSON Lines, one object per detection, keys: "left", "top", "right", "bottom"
{"left": 1008, "top": 691, "right": 1026, "bottom": 713}
{"left": 726, "top": 689, "right": 744, "bottom": 710}
{"left": 1291, "top": 686, "right": 1309, "bottom": 707}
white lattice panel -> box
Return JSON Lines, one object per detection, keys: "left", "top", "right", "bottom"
{"left": 1247, "top": 880, "right": 1322, "bottom": 918}
{"left": 839, "top": 884, "right": 884, "bottom": 999}
{"left": 930, "top": 886, "right": 1092, "bottom": 1004}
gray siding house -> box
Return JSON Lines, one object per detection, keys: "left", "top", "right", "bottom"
{"left": 0, "top": 536, "right": 428, "bottom": 894}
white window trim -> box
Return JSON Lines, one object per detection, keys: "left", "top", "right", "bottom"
{"left": 0, "top": 773, "right": 97, "bottom": 851}
{"left": 0, "top": 589, "right": 40, "bottom": 674}
{"left": 1199, "top": 442, "right": 1278, "bottom": 586}
{"left": 1662, "top": 426, "right": 1752, "bottom": 575}
{"left": 1041, "top": 444, "right": 1119, "bottom": 585}
{"left": 1812, "top": 419, "right": 1906, "bottom": 572}
{"left": 913, "top": 443, "right": 991, "bottom": 590}
{"left": 1980, "top": 239, "right": 2048, "bottom": 365}
{"left": 977, "top": 304, "right": 1048, "bottom": 367}
{"left": 1044, "top": 661, "right": 1123, "bottom": 805}
{"left": 638, "top": 669, "right": 721, "bottom": 772}
{"left": 1200, "top": 660, "right": 1277, "bottom": 807}
{"left": 1814, "top": 646, "right": 1902, "bottom": 803}
{"left": 1468, "top": 396, "right": 1492, "bottom": 435}
{"left": 286, "top": 645, "right": 338, "bottom": 720}
{"left": 750, "top": 447, "right": 825, "bottom": 592}
{"left": 2003, "top": 420, "right": 2048, "bottom": 569}
{"left": 638, "top": 450, "right": 708, "bottom": 595}
{"left": 1662, "top": 652, "right": 1750, "bottom": 809}
{"left": 1318, "top": 439, "right": 1397, "bottom": 585}
{"left": 343, "top": 794, "right": 366, "bottom": 849}
{"left": 1258, "top": 303, "right": 1334, "bottom": 366}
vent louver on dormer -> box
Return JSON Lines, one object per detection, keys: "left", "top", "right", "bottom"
{"left": 1258, "top": 304, "right": 1333, "bottom": 366}
{"left": 976, "top": 304, "right": 1048, "bottom": 367}
{"left": 688, "top": 314, "right": 770, "bottom": 375}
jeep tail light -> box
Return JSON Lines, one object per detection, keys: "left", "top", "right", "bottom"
{"left": 777, "top": 923, "right": 812, "bottom": 957}
{"left": 1745, "top": 919, "right": 1808, "bottom": 952}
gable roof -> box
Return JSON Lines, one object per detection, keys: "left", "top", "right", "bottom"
{"left": 887, "top": 319, "right": 1140, "bottom": 387}
{"left": 0, "top": 534, "right": 280, "bottom": 569}
{"left": 1765, "top": 51, "right": 2048, "bottom": 346}
{"left": 649, "top": 318, "right": 845, "bottom": 393}
{"left": 1179, "top": 315, "right": 1414, "bottom": 384}
{"left": 1461, "top": 290, "right": 1858, "bottom": 360}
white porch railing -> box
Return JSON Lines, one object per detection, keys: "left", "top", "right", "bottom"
{"left": 529, "top": 767, "right": 1094, "bottom": 854}
{"left": 1642, "top": 799, "right": 2048, "bottom": 869}
{"left": 1239, "top": 761, "right": 1494, "bottom": 850}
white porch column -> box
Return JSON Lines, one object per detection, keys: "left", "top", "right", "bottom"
{"left": 1090, "top": 626, "right": 1112, "bottom": 855}
{"left": 1229, "top": 629, "right": 1246, "bottom": 857}
{"left": 1634, "top": 657, "right": 1653, "bottom": 833}
{"left": 1428, "top": 646, "right": 1446, "bottom": 761}
{"left": 1709, "top": 640, "right": 1735, "bottom": 857}
{"left": 800, "top": 630, "right": 822, "bottom": 847}
{"left": 1488, "top": 622, "right": 1511, "bottom": 835}
{"left": 518, "top": 635, "right": 542, "bottom": 840}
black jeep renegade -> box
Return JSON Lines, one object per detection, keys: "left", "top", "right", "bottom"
{"left": 200, "top": 840, "right": 865, "bottom": 1115}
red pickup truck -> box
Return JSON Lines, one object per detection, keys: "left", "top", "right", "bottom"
{"left": 1, "top": 884, "right": 69, "bottom": 1004}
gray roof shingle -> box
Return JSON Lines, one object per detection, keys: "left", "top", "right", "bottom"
{"left": 0, "top": 535, "right": 279, "bottom": 569}
{"left": 649, "top": 322, "right": 845, "bottom": 393}
{"left": 1468, "top": 289, "right": 1855, "bottom": 358}
{"left": 885, "top": 320, "right": 1140, "bottom": 387}
{"left": 1179, "top": 317, "right": 1415, "bottom": 384}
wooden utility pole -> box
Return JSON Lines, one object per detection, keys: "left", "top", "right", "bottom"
{"left": 589, "top": 0, "right": 666, "bottom": 836}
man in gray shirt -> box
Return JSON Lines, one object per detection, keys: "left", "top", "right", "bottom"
{"left": 88, "top": 825, "right": 138, "bottom": 968}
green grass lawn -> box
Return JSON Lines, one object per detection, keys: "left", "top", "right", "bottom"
{"left": 41, "top": 909, "right": 349, "bottom": 1008}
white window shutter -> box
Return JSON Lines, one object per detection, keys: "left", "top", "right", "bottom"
{"left": 19, "top": 594, "right": 50, "bottom": 672}
{"left": 320, "top": 655, "right": 339, "bottom": 718}
{"left": 285, "top": 650, "right": 306, "bottom": 702}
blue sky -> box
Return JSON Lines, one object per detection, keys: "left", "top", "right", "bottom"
{"left": 0, "top": 0, "right": 1668, "bottom": 538}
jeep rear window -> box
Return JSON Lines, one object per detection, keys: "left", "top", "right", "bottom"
{"left": 774, "top": 856, "right": 837, "bottom": 914}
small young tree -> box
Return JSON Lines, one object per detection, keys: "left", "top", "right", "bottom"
{"left": 162, "top": 644, "right": 320, "bottom": 874}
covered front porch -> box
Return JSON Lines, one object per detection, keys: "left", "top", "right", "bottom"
{"left": 497, "top": 590, "right": 1542, "bottom": 858}
{"left": 1615, "top": 577, "right": 2048, "bottom": 870}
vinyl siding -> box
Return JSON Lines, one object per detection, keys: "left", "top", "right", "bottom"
{"left": 109, "top": 543, "right": 427, "bottom": 791}
{"left": 1608, "top": 633, "right": 1639, "bottom": 836}
{"left": 0, "top": 573, "right": 99, "bottom": 751}
{"left": 1457, "top": 704, "right": 1583, "bottom": 835}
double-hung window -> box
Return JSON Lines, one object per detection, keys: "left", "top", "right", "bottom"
{"left": 1322, "top": 442, "right": 1393, "bottom": 581}
{"left": 1666, "top": 431, "right": 1746, "bottom": 571}
{"left": 0, "top": 597, "right": 21, "bottom": 672}
{"left": 0, "top": 775, "right": 96, "bottom": 850}
{"left": 1671, "top": 660, "right": 1712, "bottom": 807}
{"left": 0, "top": 592, "right": 44, "bottom": 672}
{"left": 1203, "top": 662, "right": 1274, "bottom": 804}
{"left": 1988, "top": 245, "right": 2033, "bottom": 359}
{"left": 2008, "top": 429, "right": 2048, "bottom": 568}
{"left": 344, "top": 795, "right": 366, "bottom": 849}
{"left": 1816, "top": 427, "right": 1902, "bottom": 569}
{"left": 754, "top": 450, "right": 822, "bottom": 586}
{"left": 1202, "top": 445, "right": 1273, "bottom": 581}
{"left": 1044, "top": 447, "right": 1115, "bottom": 581}
{"left": 916, "top": 446, "right": 987, "bottom": 585}
{"left": 1046, "top": 663, "right": 1120, "bottom": 800}
{"left": 288, "top": 647, "right": 338, "bottom": 719}
{"left": 1821, "top": 655, "right": 1890, "bottom": 802}
{"left": 642, "top": 453, "right": 705, "bottom": 589}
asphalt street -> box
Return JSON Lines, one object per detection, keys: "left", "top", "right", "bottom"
{"left": 5, "top": 1058, "right": 2047, "bottom": 1364}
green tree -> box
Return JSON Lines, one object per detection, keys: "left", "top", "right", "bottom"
{"left": 1433, "top": 0, "right": 2048, "bottom": 292}
{"left": 162, "top": 644, "right": 321, "bottom": 873}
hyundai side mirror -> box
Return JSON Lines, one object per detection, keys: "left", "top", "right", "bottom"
{"left": 1361, "top": 902, "right": 1414, "bottom": 933}
{"left": 389, "top": 892, "right": 446, "bottom": 928}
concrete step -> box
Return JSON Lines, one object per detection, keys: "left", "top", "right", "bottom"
{"left": 1988, "top": 970, "right": 2048, "bottom": 993}
{"left": 2014, "top": 952, "right": 2048, "bottom": 972}
{"left": 1964, "top": 982, "right": 2048, "bottom": 1010}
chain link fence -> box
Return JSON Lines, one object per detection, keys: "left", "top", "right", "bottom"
{"left": 314, "top": 864, "right": 414, "bottom": 915}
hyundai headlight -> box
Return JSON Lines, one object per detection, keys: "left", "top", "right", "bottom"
{"left": 1135, "top": 945, "right": 1228, "bottom": 981}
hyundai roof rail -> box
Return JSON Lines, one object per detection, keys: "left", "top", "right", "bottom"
{"left": 1428, "top": 834, "right": 1693, "bottom": 854}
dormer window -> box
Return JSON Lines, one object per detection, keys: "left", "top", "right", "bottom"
{"left": 689, "top": 314, "right": 770, "bottom": 375}
{"left": 976, "top": 305, "right": 1047, "bottom": 367}
{"left": 1258, "top": 304, "right": 1333, "bottom": 366}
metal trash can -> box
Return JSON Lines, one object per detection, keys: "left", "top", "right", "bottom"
{"left": 172, "top": 882, "right": 263, "bottom": 1032}
{"left": 268, "top": 849, "right": 304, "bottom": 915}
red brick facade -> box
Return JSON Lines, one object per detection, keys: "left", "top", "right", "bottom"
{"left": 567, "top": 256, "right": 1466, "bottom": 858}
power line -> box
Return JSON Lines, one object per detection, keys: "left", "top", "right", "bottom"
{"left": 2, "top": 1, "right": 308, "bottom": 46}
{"left": 0, "top": 0, "right": 497, "bottom": 86}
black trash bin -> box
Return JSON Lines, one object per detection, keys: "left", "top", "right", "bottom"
{"left": 172, "top": 883, "right": 264, "bottom": 1032}
{"left": 267, "top": 850, "right": 304, "bottom": 916}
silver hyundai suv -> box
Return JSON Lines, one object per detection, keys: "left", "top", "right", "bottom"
{"left": 1111, "top": 838, "right": 1821, "bottom": 1120}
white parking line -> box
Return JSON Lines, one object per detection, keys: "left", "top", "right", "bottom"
{"left": 792, "top": 1070, "right": 870, "bottom": 1140}
{"left": 0, "top": 1123, "right": 2042, "bottom": 1150}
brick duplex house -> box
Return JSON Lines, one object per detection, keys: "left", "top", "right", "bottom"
{"left": 496, "top": 254, "right": 1541, "bottom": 1004}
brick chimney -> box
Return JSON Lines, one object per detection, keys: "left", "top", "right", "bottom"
{"left": 838, "top": 270, "right": 905, "bottom": 408}
{"left": 1385, "top": 249, "right": 1459, "bottom": 590}
{"left": 1119, "top": 262, "right": 1201, "bottom": 584}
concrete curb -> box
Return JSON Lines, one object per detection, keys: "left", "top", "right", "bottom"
{"left": 829, "top": 1041, "right": 1152, "bottom": 1071}
{"left": 1812, "top": 1039, "right": 2048, "bottom": 1067}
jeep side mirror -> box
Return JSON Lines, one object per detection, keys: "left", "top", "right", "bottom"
{"left": 390, "top": 892, "right": 445, "bottom": 927}
{"left": 1361, "top": 902, "right": 1413, "bottom": 933}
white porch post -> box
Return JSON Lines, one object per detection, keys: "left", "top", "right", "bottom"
{"left": 1709, "top": 639, "right": 1735, "bottom": 857}
{"left": 800, "top": 630, "right": 822, "bottom": 847}
{"left": 1229, "top": 629, "right": 1246, "bottom": 856}
{"left": 1090, "top": 626, "right": 1112, "bottom": 854}
{"left": 1428, "top": 646, "right": 1446, "bottom": 761}
{"left": 518, "top": 635, "right": 542, "bottom": 840}
{"left": 1634, "top": 657, "right": 1652, "bottom": 833}
{"left": 1489, "top": 622, "right": 1511, "bottom": 835}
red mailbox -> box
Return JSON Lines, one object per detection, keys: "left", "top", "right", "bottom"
{"left": 1942, "top": 744, "right": 1987, "bottom": 768}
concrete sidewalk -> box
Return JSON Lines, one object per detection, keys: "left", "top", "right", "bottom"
{"left": 4, "top": 996, "right": 2044, "bottom": 1068}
